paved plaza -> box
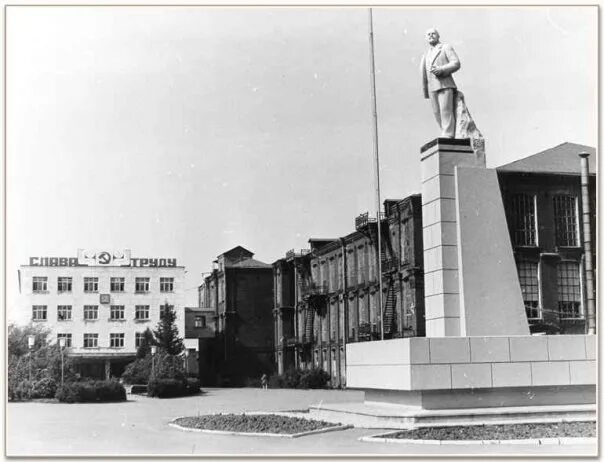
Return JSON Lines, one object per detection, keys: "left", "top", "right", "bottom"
{"left": 7, "top": 388, "right": 597, "bottom": 456}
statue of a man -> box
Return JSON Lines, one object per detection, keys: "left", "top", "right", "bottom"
{"left": 421, "top": 28, "right": 461, "bottom": 138}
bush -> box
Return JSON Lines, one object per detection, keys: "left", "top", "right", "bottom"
{"left": 13, "top": 380, "right": 34, "bottom": 401}
{"left": 55, "top": 380, "right": 126, "bottom": 403}
{"left": 147, "top": 377, "right": 200, "bottom": 398}
{"left": 30, "top": 377, "right": 57, "bottom": 399}
{"left": 121, "top": 356, "right": 152, "bottom": 384}
{"left": 299, "top": 368, "right": 330, "bottom": 389}
{"left": 268, "top": 367, "right": 329, "bottom": 389}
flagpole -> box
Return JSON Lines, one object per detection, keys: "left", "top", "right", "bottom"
{"left": 368, "top": 8, "right": 384, "bottom": 340}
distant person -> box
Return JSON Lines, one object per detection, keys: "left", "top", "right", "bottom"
{"left": 420, "top": 28, "right": 461, "bottom": 138}
{"left": 260, "top": 373, "right": 268, "bottom": 390}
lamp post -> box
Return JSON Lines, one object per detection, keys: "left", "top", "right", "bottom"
{"left": 184, "top": 349, "right": 189, "bottom": 376}
{"left": 150, "top": 346, "right": 157, "bottom": 377}
{"left": 27, "top": 335, "right": 35, "bottom": 381}
{"left": 58, "top": 337, "right": 66, "bottom": 386}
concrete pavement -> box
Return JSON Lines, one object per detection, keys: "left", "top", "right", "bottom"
{"left": 6, "top": 388, "right": 597, "bottom": 456}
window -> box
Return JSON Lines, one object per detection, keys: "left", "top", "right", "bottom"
{"left": 32, "top": 305, "right": 47, "bottom": 321}
{"left": 194, "top": 315, "right": 206, "bottom": 328}
{"left": 57, "top": 277, "right": 72, "bottom": 293}
{"left": 83, "top": 333, "right": 98, "bottom": 348}
{"left": 110, "top": 305, "right": 125, "bottom": 320}
{"left": 508, "top": 194, "right": 537, "bottom": 246}
{"left": 57, "top": 333, "right": 72, "bottom": 347}
{"left": 160, "top": 277, "right": 174, "bottom": 293}
{"left": 135, "top": 305, "right": 150, "bottom": 320}
{"left": 33, "top": 277, "right": 48, "bottom": 293}
{"left": 557, "top": 262, "right": 583, "bottom": 319}
{"left": 135, "top": 277, "right": 150, "bottom": 293}
{"left": 84, "top": 277, "right": 98, "bottom": 293}
{"left": 517, "top": 261, "right": 541, "bottom": 320}
{"left": 135, "top": 332, "right": 145, "bottom": 348}
{"left": 554, "top": 195, "right": 579, "bottom": 247}
{"left": 57, "top": 305, "right": 72, "bottom": 321}
{"left": 84, "top": 305, "right": 98, "bottom": 320}
{"left": 110, "top": 277, "right": 125, "bottom": 293}
{"left": 110, "top": 333, "right": 125, "bottom": 348}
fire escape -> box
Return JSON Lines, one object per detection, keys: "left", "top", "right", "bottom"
{"left": 355, "top": 211, "right": 399, "bottom": 339}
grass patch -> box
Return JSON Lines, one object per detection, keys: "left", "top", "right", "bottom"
{"left": 173, "top": 414, "right": 337, "bottom": 434}
{"left": 385, "top": 422, "right": 596, "bottom": 440}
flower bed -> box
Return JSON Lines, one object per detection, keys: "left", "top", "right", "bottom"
{"left": 384, "top": 422, "right": 596, "bottom": 441}
{"left": 173, "top": 414, "right": 337, "bottom": 435}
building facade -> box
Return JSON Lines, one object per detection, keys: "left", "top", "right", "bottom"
{"left": 497, "top": 142, "right": 597, "bottom": 334}
{"left": 183, "top": 307, "right": 216, "bottom": 377}
{"left": 19, "top": 250, "right": 185, "bottom": 379}
{"left": 198, "top": 246, "right": 274, "bottom": 386}
{"left": 273, "top": 195, "right": 424, "bottom": 387}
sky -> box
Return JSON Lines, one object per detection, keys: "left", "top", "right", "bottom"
{"left": 6, "top": 6, "right": 597, "bottom": 323}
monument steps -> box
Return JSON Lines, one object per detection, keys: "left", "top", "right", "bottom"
{"left": 306, "top": 402, "right": 596, "bottom": 430}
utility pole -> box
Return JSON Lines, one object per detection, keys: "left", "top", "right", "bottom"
{"left": 579, "top": 152, "right": 596, "bottom": 334}
{"left": 368, "top": 8, "right": 384, "bottom": 340}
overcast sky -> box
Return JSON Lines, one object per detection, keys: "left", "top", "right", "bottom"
{"left": 7, "top": 6, "right": 597, "bottom": 322}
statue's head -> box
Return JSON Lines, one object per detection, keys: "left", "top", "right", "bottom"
{"left": 425, "top": 28, "right": 440, "bottom": 46}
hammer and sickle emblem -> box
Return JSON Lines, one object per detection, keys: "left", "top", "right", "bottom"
{"left": 97, "top": 252, "right": 111, "bottom": 265}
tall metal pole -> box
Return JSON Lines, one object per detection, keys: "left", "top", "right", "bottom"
{"left": 368, "top": 8, "right": 384, "bottom": 340}
{"left": 579, "top": 152, "right": 596, "bottom": 334}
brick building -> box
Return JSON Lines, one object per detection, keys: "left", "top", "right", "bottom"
{"left": 198, "top": 246, "right": 274, "bottom": 385}
{"left": 273, "top": 195, "right": 424, "bottom": 387}
{"left": 497, "top": 142, "right": 596, "bottom": 334}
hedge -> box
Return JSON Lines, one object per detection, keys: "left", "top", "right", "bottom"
{"left": 55, "top": 380, "right": 127, "bottom": 403}
{"left": 268, "top": 367, "right": 329, "bottom": 389}
{"left": 147, "top": 377, "right": 200, "bottom": 398}
{"left": 12, "top": 378, "right": 58, "bottom": 401}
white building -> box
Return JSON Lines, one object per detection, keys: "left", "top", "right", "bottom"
{"left": 18, "top": 250, "right": 185, "bottom": 379}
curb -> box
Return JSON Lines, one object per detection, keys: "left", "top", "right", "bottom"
{"left": 359, "top": 432, "right": 597, "bottom": 446}
{"left": 169, "top": 417, "right": 352, "bottom": 439}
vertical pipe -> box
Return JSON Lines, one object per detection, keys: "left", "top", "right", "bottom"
{"left": 368, "top": 8, "right": 384, "bottom": 340}
{"left": 293, "top": 261, "right": 299, "bottom": 369}
{"left": 579, "top": 152, "right": 596, "bottom": 334}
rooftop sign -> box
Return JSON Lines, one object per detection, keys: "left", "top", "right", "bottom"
{"left": 28, "top": 250, "right": 177, "bottom": 267}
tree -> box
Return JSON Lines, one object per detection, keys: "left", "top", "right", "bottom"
{"left": 153, "top": 304, "right": 184, "bottom": 355}
{"left": 136, "top": 328, "right": 156, "bottom": 359}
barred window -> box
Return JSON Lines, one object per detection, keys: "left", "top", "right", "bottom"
{"left": 110, "top": 333, "right": 125, "bottom": 348}
{"left": 57, "top": 277, "right": 72, "bottom": 293}
{"left": 508, "top": 194, "right": 537, "bottom": 246}
{"left": 33, "top": 277, "right": 48, "bottom": 293}
{"left": 57, "top": 333, "right": 72, "bottom": 347}
{"left": 160, "top": 277, "right": 174, "bottom": 293}
{"left": 57, "top": 305, "right": 72, "bottom": 321}
{"left": 135, "top": 332, "right": 145, "bottom": 348}
{"left": 110, "top": 305, "right": 125, "bottom": 320}
{"left": 84, "top": 277, "right": 98, "bottom": 293}
{"left": 554, "top": 195, "right": 579, "bottom": 247}
{"left": 84, "top": 305, "right": 98, "bottom": 320}
{"left": 557, "top": 262, "right": 583, "bottom": 318}
{"left": 135, "top": 277, "right": 150, "bottom": 293}
{"left": 110, "top": 277, "right": 125, "bottom": 293}
{"left": 32, "top": 305, "right": 47, "bottom": 321}
{"left": 135, "top": 305, "right": 150, "bottom": 320}
{"left": 83, "top": 333, "right": 98, "bottom": 348}
{"left": 517, "top": 261, "right": 541, "bottom": 320}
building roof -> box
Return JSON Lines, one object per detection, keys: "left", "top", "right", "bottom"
{"left": 219, "top": 245, "right": 254, "bottom": 259}
{"left": 497, "top": 142, "right": 596, "bottom": 175}
{"left": 227, "top": 257, "right": 271, "bottom": 269}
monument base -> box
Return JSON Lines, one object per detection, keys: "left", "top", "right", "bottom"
{"left": 310, "top": 336, "right": 596, "bottom": 429}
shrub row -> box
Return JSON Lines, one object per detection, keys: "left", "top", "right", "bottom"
{"left": 147, "top": 377, "right": 200, "bottom": 398}
{"left": 268, "top": 367, "right": 330, "bottom": 389}
{"left": 12, "top": 377, "right": 58, "bottom": 401}
{"left": 55, "top": 380, "right": 127, "bottom": 403}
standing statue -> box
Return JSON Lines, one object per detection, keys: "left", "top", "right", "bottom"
{"left": 420, "top": 28, "right": 460, "bottom": 138}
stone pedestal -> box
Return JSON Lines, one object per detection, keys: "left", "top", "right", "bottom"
{"left": 420, "top": 138, "right": 485, "bottom": 336}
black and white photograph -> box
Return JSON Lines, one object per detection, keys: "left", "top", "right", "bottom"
{"left": 5, "top": 4, "right": 597, "bottom": 457}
